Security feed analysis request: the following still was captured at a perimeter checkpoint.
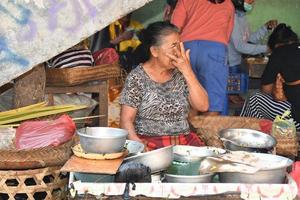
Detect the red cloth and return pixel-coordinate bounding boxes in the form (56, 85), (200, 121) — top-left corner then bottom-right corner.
(93, 48), (119, 65)
(138, 132), (204, 151)
(259, 119), (273, 134)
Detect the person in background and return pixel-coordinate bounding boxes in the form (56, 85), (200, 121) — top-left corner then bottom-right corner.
(240, 24), (300, 130)
(171, 0), (235, 116)
(91, 14), (143, 72)
(120, 21), (209, 151)
(108, 14), (143, 53)
(228, 0), (277, 104)
(163, 0), (178, 21)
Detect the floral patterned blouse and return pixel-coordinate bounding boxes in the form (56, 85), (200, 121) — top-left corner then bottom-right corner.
(120, 65), (190, 136)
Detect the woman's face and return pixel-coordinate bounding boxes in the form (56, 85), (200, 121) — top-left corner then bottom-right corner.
(154, 32), (181, 69)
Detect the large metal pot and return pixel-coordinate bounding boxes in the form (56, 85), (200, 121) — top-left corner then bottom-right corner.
(124, 145), (173, 173)
(219, 153), (293, 183)
(173, 145), (226, 162)
(77, 127), (128, 154)
(164, 173), (215, 183)
(219, 128), (276, 153)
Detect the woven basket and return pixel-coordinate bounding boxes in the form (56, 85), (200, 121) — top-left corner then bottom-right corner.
(274, 136), (298, 157)
(0, 138), (74, 170)
(46, 62), (121, 86)
(190, 116), (262, 148)
(0, 166), (68, 200)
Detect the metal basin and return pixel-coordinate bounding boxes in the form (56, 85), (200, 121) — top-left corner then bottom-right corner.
(219, 128), (276, 153)
(77, 127), (128, 154)
(164, 173), (215, 183)
(219, 153), (293, 183)
(124, 145), (173, 173)
(173, 145), (226, 162)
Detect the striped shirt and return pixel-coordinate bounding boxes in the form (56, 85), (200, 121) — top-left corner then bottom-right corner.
(47, 48), (94, 68)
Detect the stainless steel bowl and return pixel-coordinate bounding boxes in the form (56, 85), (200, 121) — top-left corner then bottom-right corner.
(173, 145), (226, 162)
(219, 153), (293, 183)
(124, 145), (174, 173)
(164, 173), (215, 183)
(77, 127), (128, 154)
(219, 128), (276, 153)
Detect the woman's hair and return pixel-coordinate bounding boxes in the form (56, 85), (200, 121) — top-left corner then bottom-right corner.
(231, 0), (245, 11)
(136, 21), (179, 62)
(268, 23), (299, 51)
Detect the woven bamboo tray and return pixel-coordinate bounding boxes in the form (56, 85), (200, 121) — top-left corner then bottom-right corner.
(0, 166), (68, 200)
(46, 62), (121, 86)
(0, 138), (74, 170)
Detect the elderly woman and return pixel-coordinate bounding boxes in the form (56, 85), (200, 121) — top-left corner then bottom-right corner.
(241, 24), (300, 130)
(120, 21), (209, 151)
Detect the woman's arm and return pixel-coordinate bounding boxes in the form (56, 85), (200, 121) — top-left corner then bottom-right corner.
(166, 42), (209, 112)
(120, 105), (143, 142)
(184, 69), (209, 112)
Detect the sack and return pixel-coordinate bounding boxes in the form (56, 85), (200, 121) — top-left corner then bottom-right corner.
(272, 73), (287, 101)
(15, 115), (76, 150)
(271, 111), (298, 157)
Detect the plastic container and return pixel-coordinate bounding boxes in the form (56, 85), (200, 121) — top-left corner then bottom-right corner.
(227, 73), (249, 94)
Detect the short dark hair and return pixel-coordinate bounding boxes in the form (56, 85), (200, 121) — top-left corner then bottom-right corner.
(268, 23), (299, 51)
(137, 21), (179, 61)
(166, 0), (178, 9)
(231, 0), (245, 11)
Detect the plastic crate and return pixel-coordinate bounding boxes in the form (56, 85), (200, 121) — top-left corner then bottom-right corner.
(227, 72), (248, 94)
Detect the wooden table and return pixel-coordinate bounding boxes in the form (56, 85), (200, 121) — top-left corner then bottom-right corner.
(45, 80), (108, 126)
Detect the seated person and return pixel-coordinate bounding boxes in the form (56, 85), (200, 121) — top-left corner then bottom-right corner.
(108, 14), (143, 71)
(240, 24), (300, 130)
(120, 21), (209, 151)
(228, 0), (277, 104)
(108, 13), (143, 53)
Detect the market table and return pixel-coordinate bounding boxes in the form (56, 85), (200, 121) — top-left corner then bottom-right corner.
(67, 173), (298, 200)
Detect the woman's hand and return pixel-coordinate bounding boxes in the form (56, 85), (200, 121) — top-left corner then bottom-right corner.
(166, 42), (209, 112)
(166, 42), (193, 75)
(265, 20), (278, 30)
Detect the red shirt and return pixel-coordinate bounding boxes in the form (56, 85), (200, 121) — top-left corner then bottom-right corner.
(171, 0), (234, 45)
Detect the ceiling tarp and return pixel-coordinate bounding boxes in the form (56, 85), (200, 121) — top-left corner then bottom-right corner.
(0, 0), (153, 86)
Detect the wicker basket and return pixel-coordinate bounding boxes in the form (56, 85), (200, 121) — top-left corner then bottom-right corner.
(0, 139), (74, 170)
(0, 166), (68, 200)
(190, 116), (262, 148)
(46, 62), (121, 86)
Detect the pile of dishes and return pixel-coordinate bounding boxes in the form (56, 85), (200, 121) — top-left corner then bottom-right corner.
(164, 146), (226, 183)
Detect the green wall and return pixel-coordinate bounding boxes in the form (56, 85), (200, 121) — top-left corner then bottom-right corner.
(247, 0), (300, 36)
(132, 0), (300, 35)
